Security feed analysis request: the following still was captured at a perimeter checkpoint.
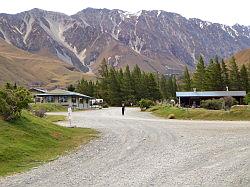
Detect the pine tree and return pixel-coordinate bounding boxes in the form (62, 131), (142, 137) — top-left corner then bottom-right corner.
(240, 64), (249, 91)
(183, 66), (192, 91)
(159, 75), (169, 99)
(205, 57), (223, 91)
(193, 55), (206, 91)
(221, 59), (229, 90)
(131, 65), (143, 101)
(172, 75), (178, 98)
(229, 56), (240, 90)
(108, 67), (122, 106)
(121, 65), (134, 103)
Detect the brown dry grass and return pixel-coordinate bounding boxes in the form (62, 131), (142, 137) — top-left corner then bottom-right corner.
(0, 39), (96, 88)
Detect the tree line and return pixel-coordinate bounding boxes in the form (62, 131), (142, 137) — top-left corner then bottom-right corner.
(181, 56), (250, 92)
(69, 56), (249, 106)
(70, 59), (178, 106)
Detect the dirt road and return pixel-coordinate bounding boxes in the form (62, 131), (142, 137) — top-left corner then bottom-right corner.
(1, 107), (250, 186)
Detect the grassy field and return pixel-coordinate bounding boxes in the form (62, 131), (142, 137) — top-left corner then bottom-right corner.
(0, 111), (98, 176)
(30, 103), (67, 112)
(149, 105), (250, 121)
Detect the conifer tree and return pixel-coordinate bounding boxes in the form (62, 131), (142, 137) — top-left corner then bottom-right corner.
(229, 56), (240, 90)
(240, 64), (249, 91)
(221, 59), (229, 90)
(132, 65), (143, 101)
(193, 55), (206, 91)
(121, 65), (134, 103)
(159, 75), (169, 99)
(108, 67), (122, 105)
(183, 66), (192, 91)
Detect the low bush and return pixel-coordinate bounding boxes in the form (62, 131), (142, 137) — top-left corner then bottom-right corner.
(0, 83), (32, 121)
(201, 99), (223, 110)
(201, 97), (238, 110)
(34, 109), (46, 118)
(139, 99), (155, 110)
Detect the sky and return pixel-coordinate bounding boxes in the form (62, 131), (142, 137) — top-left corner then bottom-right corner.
(1, 0), (249, 26)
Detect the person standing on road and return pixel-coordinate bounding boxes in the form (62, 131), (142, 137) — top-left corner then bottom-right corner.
(68, 105), (72, 127)
(122, 103), (125, 115)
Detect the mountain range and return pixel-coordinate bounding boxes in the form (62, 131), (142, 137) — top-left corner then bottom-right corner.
(0, 8), (250, 75)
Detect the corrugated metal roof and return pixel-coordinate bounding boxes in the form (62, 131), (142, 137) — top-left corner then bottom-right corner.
(176, 91), (246, 97)
(36, 89), (93, 98)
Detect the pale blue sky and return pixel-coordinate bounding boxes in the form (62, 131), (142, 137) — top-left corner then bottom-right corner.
(1, 0), (249, 26)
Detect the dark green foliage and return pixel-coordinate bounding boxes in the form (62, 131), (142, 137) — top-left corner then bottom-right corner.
(223, 96), (238, 110)
(139, 99), (155, 109)
(67, 84), (75, 92)
(0, 83), (32, 121)
(201, 99), (223, 110)
(183, 66), (192, 91)
(76, 79), (95, 97)
(229, 56), (240, 90)
(221, 59), (229, 89)
(193, 56), (206, 91)
(201, 97), (238, 110)
(73, 59), (179, 106)
(239, 64), (249, 92)
(244, 92), (250, 104)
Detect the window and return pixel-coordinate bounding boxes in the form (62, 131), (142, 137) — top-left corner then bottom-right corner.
(59, 96), (68, 103)
(72, 97), (76, 103)
(46, 96), (55, 103)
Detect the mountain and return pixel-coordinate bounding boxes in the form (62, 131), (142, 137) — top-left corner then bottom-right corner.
(0, 39), (93, 87)
(231, 48), (250, 66)
(1, 8), (250, 74)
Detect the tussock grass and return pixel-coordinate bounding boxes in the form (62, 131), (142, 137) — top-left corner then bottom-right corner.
(149, 105), (250, 121)
(0, 111), (98, 176)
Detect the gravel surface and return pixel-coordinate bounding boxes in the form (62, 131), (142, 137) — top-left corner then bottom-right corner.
(1, 107), (250, 186)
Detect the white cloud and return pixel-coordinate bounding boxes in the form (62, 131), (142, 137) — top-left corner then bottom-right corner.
(0, 0), (249, 26)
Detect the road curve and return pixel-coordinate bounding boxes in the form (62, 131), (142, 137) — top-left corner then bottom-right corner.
(1, 107), (250, 186)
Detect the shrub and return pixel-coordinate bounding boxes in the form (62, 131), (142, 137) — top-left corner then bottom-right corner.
(102, 102), (109, 108)
(244, 93), (250, 105)
(139, 99), (155, 110)
(223, 96), (238, 110)
(201, 99), (223, 110)
(200, 97), (238, 110)
(34, 109), (46, 118)
(168, 114), (175, 119)
(0, 84), (32, 121)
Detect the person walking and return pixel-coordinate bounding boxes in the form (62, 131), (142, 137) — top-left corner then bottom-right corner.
(122, 103), (125, 115)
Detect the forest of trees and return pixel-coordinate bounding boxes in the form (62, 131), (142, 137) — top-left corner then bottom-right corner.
(70, 59), (177, 106)
(182, 56), (250, 92)
(69, 56), (249, 106)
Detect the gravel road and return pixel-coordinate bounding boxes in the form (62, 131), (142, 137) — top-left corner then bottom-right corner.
(1, 107), (250, 186)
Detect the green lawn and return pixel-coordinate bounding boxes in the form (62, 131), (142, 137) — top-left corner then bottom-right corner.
(149, 105), (250, 121)
(30, 103), (67, 112)
(0, 111), (98, 176)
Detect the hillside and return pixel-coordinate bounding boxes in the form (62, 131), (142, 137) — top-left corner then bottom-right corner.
(0, 111), (98, 176)
(0, 39), (95, 87)
(1, 8), (250, 74)
(232, 48), (250, 66)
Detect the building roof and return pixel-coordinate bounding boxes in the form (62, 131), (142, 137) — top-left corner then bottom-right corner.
(176, 91), (246, 97)
(29, 88), (47, 93)
(36, 89), (93, 99)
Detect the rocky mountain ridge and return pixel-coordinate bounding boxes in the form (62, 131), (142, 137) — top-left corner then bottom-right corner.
(0, 8), (250, 74)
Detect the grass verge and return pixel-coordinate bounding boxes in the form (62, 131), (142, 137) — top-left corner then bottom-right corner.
(0, 111), (98, 177)
(30, 103), (67, 112)
(149, 105), (250, 121)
